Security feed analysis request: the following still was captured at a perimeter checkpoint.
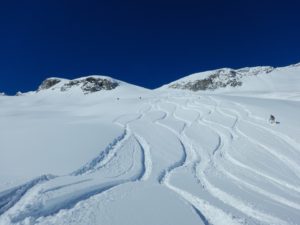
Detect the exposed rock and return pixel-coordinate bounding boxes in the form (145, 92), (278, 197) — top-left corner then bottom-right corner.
(37, 76), (119, 94)
(168, 67), (274, 91)
(60, 80), (81, 92)
(38, 78), (61, 91)
(236, 66), (274, 75)
(61, 77), (119, 94)
(81, 77), (119, 93)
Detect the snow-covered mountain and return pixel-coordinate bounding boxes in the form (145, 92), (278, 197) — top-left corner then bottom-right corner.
(37, 75), (149, 94)
(37, 76), (124, 93)
(161, 63), (300, 94)
(1, 63), (300, 225)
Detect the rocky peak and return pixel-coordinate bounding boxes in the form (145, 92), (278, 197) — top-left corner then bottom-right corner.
(168, 66), (274, 91)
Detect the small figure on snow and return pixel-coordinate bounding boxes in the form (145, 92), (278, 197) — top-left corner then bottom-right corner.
(269, 114), (275, 124)
(269, 114), (280, 124)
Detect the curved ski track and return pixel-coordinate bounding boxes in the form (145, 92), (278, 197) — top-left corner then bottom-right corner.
(1, 96), (300, 225)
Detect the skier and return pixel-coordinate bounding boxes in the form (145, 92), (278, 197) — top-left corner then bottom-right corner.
(269, 114), (275, 124)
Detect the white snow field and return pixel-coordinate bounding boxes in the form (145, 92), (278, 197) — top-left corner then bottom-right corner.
(0, 64), (300, 225)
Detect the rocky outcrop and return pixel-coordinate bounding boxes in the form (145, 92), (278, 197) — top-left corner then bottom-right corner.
(37, 76), (119, 94)
(38, 78), (61, 91)
(60, 77), (119, 94)
(168, 67), (274, 91)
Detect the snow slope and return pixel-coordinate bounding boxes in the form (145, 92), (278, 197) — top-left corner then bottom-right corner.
(1, 66), (300, 225)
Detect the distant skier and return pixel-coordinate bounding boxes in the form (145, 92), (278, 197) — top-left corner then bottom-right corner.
(269, 114), (280, 124)
(269, 115), (275, 124)
(269, 114), (275, 124)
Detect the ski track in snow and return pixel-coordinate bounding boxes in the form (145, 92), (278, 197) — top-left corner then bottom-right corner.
(1, 95), (300, 225)
(202, 101), (300, 211)
(0, 175), (55, 216)
(153, 100), (245, 225)
(160, 97), (298, 225)
(211, 98), (300, 193)
(195, 96), (299, 224)
(134, 134), (152, 181)
(0, 104), (154, 224)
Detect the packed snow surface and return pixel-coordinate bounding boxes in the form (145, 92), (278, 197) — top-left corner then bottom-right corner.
(1, 66), (300, 225)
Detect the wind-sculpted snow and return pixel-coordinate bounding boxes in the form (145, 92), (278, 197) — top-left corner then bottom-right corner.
(1, 86), (300, 225)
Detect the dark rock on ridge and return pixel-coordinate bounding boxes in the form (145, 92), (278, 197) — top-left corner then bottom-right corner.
(38, 78), (61, 91)
(37, 77), (119, 94)
(169, 67), (274, 91)
(60, 77), (119, 93)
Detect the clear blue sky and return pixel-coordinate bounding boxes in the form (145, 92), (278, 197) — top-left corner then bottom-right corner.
(1, 0), (300, 94)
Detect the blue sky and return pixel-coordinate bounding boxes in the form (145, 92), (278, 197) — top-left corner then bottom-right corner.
(0, 0), (300, 94)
